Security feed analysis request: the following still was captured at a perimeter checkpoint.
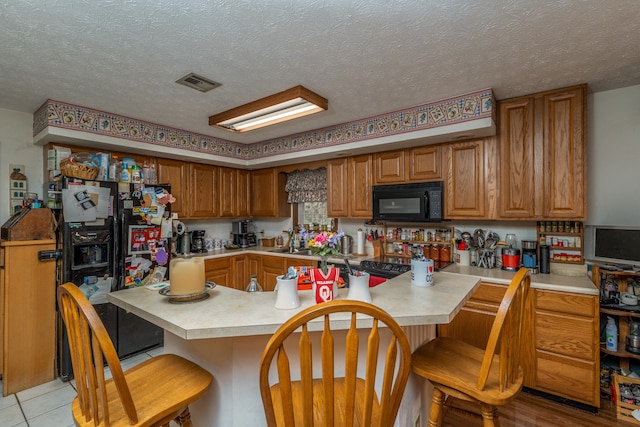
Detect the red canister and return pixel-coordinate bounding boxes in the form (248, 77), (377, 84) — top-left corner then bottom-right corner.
(501, 248), (521, 271)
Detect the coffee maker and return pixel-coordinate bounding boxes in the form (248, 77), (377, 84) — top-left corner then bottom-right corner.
(190, 230), (206, 253)
(232, 220), (257, 248)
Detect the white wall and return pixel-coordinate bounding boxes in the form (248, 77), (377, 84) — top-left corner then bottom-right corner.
(0, 108), (44, 225)
(587, 84), (640, 226)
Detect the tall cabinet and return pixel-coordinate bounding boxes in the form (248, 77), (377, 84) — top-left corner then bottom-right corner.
(498, 85), (586, 219)
(0, 239), (57, 396)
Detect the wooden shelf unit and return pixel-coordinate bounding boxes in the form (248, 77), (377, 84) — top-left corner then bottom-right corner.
(595, 266), (640, 371)
(536, 220), (584, 264)
(381, 223), (454, 267)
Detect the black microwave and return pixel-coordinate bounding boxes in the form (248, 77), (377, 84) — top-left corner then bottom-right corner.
(372, 181), (444, 222)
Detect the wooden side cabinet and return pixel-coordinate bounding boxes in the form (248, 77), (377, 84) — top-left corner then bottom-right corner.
(1, 239), (57, 396)
(348, 154), (373, 218)
(327, 158), (349, 217)
(438, 279), (599, 408)
(188, 163), (219, 218)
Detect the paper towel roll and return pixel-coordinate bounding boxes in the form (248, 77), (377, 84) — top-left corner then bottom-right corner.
(356, 228), (365, 254)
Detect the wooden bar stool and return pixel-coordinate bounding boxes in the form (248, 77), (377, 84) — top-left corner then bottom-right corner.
(259, 300), (412, 427)
(57, 283), (213, 427)
(411, 268), (531, 427)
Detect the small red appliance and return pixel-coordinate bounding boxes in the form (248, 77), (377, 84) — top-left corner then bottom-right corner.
(501, 248), (521, 271)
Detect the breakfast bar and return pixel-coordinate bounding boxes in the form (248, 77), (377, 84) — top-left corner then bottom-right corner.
(108, 271), (481, 426)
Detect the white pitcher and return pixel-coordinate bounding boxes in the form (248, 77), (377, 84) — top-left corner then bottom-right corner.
(274, 275), (300, 309)
(347, 272), (372, 303)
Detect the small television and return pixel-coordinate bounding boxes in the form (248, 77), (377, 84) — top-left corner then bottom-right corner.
(584, 225), (640, 267)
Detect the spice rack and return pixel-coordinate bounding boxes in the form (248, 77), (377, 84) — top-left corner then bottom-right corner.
(536, 220), (584, 264)
(382, 224), (454, 268)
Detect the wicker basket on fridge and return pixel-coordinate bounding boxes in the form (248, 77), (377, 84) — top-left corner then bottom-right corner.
(60, 158), (99, 180)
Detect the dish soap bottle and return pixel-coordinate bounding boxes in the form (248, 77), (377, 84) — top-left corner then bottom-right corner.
(606, 316), (618, 352)
(245, 275), (263, 293)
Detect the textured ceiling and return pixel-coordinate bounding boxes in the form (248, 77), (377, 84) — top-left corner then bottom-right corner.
(1, 0), (639, 145)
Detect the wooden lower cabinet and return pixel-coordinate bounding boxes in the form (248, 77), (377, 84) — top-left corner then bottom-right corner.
(1, 240), (57, 396)
(204, 257), (232, 288)
(205, 254), (316, 292)
(438, 282), (599, 407)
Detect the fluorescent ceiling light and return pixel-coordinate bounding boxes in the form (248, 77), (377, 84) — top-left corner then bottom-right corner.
(209, 85), (328, 132)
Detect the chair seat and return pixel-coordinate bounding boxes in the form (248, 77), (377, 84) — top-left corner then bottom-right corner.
(72, 354), (212, 427)
(270, 377), (381, 427)
(412, 337), (523, 407)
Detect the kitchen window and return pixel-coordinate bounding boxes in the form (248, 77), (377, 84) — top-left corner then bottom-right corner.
(286, 168), (336, 230)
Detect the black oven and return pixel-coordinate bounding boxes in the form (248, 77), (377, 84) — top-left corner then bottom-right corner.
(372, 181), (443, 222)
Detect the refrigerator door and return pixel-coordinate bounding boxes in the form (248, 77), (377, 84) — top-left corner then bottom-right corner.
(58, 178), (119, 381)
(117, 184), (172, 357)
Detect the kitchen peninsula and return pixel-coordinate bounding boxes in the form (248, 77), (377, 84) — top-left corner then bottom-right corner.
(108, 270), (481, 426)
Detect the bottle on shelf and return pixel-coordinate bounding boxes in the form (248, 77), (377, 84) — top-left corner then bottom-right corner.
(606, 316), (618, 352)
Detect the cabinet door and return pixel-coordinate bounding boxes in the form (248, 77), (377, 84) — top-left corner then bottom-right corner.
(205, 257), (231, 287)
(374, 150), (404, 184)
(498, 97), (538, 218)
(543, 87), (586, 219)
(189, 163), (219, 218)
(235, 169), (251, 217)
(218, 167), (235, 218)
(444, 140), (487, 218)
(261, 255), (284, 291)
(251, 168), (288, 217)
(231, 255), (247, 291)
(156, 158), (187, 218)
(348, 154), (373, 217)
(327, 158), (349, 217)
(247, 254), (261, 284)
(406, 145), (441, 181)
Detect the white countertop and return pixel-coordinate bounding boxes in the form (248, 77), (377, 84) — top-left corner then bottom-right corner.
(181, 247), (599, 296)
(107, 271), (480, 340)
(442, 264), (598, 295)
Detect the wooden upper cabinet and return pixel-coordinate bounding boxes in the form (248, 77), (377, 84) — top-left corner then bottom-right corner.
(497, 85), (586, 220)
(498, 96), (537, 218)
(218, 167), (235, 218)
(406, 145), (441, 181)
(543, 86), (586, 219)
(188, 163), (218, 218)
(251, 168), (289, 217)
(374, 150), (404, 184)
(374, 146), (442, 185)
(327, 158), (349, 217)
(235, 169), (251, 217)
(156, 158), (187, 218)
(348, 154), (373, 218)
(444, 138), (498, 219)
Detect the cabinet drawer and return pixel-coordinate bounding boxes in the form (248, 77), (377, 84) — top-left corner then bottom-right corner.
(535, 312), (595, 360)
(535, 350), (597, 405)
(205, 257), (231, 272)
(470, 282), (507, 304)
(535, 289), (596, 317)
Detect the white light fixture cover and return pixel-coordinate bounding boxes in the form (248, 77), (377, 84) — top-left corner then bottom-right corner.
(209, 86), (328, 133)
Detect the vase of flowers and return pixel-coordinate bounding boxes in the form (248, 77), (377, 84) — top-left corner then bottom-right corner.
(307, 229), (344, 274)
(303, 228), (344, 303)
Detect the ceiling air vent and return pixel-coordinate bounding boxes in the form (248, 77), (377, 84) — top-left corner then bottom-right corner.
(175, 73), (221, 93)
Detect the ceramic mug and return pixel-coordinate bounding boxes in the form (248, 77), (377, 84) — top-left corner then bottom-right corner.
(411, 258), (434, 287)
(204, 238), (214, 251)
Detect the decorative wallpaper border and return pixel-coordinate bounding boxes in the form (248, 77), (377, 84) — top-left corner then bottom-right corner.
(33, 89), (494, 160)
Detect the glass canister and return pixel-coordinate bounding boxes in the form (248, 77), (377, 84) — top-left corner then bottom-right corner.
(430, 244), (441, 261)
(245, 275), (263, 292)
(440, 245), (451, 263)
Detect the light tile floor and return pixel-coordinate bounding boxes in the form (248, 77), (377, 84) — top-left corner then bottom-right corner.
(0, 347), (164, 427)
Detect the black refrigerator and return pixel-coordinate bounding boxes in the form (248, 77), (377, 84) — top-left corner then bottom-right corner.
(115, 183), (172, 357)
(57, 178), (170, 381)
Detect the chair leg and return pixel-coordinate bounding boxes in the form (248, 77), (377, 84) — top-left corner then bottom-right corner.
(175, 407), (193, 427)
(480, 403), (498, 427)
(427, 387), (445, 427)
